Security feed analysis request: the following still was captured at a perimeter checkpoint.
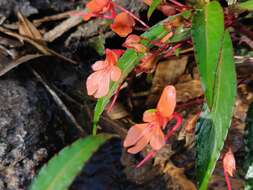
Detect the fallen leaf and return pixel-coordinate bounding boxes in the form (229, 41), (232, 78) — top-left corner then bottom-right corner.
(17, 11), (43, 41)
(163, 162), (197, 190)
(0, 54), (44, 77)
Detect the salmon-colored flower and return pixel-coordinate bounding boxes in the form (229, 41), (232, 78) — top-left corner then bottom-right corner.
(111, 12), (135, 37)
(122, 34), (147, 53)
(223, 148), (236, 177)
(124, 86), (176, 154)
(86, 49), (123, 98)
(80, 0), (114, 21)
(87, 0), (111, 13)
(223, 148), (236, 190)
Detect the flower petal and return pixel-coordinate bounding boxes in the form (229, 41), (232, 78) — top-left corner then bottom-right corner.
(157, 85), (176, 118)
(150, 126), (165, 150)
(105, 49), (118, 65)
(123, 123), (150, 148)
(93, 70), (111, 98)
(223, 148), (236, 177)
(143, 109), (157, 123)
(92, 60), (108, 71)
(110, 12), (135, 37)
(127, 135), (150, 154)
(86, 72), (99, 96)
(110, 66), (121, 81)
(111, 49), (124, 58)
(86, 0), (110, 13)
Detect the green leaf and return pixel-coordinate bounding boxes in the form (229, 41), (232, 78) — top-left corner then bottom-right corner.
(244, 103), (253, 172)
(245, 164), (253, 190)
(193, 6), (237, 188)
(29, 134), (112, 190)
(196, 30), (237, 190)
(192, 1), (224, 108)
(92, 11), (192, 135)
(147, 0), (162, 19)
(237, 0), (253, 11)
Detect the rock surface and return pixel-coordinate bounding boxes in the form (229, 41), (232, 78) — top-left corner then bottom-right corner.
(0, 0), (81, 17)
(0, 78), (56, 190)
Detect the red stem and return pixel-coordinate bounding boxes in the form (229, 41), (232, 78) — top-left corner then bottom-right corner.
(168, 0), (185, 8)
(163, 43), (182, 58)
(107, 83), (123, 113)
(165, 112), (183, 141)
(114, 4), (150, 29)
(136, 150), (156, 168)
(224, 170), (232, 190)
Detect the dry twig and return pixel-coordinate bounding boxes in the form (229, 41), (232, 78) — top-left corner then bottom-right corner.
(30, 67), (86, 136)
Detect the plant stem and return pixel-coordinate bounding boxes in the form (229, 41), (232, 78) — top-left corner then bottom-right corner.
(165, 112), (182, 141)
(168, 0), (185, 7)
(224, 171), (232, 190)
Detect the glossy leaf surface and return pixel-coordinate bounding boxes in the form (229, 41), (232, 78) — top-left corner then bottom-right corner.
(192, 1), (224, 108)
(193, 2), (237, 188)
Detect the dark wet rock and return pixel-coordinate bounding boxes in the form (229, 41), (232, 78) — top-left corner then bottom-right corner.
(0, 0), (82, 18)
(0, 78), (63, 190)
(30, 0), (83, 13)
(0, 0), (38, 18)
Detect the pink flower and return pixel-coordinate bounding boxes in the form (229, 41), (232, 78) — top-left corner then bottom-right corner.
(124, 86), (176, 154)
(86, 49), (123, 98)
(223, 148), (236, 190)
(223, 148), (236, 177)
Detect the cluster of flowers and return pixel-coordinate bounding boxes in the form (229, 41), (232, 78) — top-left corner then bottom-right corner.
(82, 0), (183, 166)
(80, 0), (141, 37)
(82, 1), (237, 185)
(83, 0), (183, 99)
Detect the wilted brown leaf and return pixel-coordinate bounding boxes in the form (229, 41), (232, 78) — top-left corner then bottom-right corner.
(17, 11), (43, 41)
(0, 26), (77, 64)
(0, 54), (43, 77)
(162, 162), (197, 190)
